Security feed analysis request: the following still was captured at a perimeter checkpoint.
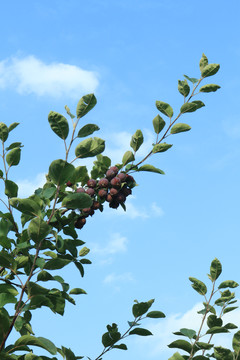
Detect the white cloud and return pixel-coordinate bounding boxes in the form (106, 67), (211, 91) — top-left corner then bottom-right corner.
(0, 56), (99, 98)
(135, 302), (240, 358)
(91, 232), (128, 255)
(104, 196), (164, 220)
(17, 172), (46, 198)
(103, 272), (134, 284)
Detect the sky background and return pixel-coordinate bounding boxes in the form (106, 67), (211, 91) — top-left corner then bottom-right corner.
(0, 0), (240, 359)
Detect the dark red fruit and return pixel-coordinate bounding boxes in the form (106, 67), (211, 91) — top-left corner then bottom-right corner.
(86, 188), (95, 197)
(121, 186), (132, 196)
(82, 207), (92, 215)
(106, 169), (115, 179)
(66, 181), (73, 187)
(98, 189), (107, 198)
(106, 194), (113, 202)
(117, 172), (127, 182)
(75, 217), (86, 229)
(98, 178), (109, 188)
(116, 193), (126, 203)
(109, 187), (118, 196)
(89, 208), (95, 216)
(110, 177), (121, 188)
(109, 166), (119, 174)
(125, 175), (135, 183)
(92, 201), (100, 210)
(87, 179), (97, 188)
(76, 187), (85, 193)
(109, 200), (119, 209)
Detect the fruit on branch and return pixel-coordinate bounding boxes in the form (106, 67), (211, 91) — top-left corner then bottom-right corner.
(116, 172), (127, 182)
(66, 181), (73, 187)
(110, 177), (121, 188)
(86, 188), (95, 196)
(76, 187), (85, 193)
(75, 217), (86, 229)
(98, 189), (107, 198)
(98, 178), (109, 188)
(87, 179), (97, 188)
(109, 188), (118, 196)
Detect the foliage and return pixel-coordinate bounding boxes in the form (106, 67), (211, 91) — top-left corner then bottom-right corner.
(0, 54), (237, 360)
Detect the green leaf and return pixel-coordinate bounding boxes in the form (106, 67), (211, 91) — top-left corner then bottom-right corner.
(233, 330), (240, 353)
(77, 124), (100, 138)
(37, 270), (54, 282)
(180, 102), (198, 113)
(65, 105), (75, 119)
(224, 323), (238, 329)
(69, 288), (87, 295)
(48, 159), (75, 186)
(5, 180), (18, 198)
(75, 137), (105, 158)
(138, 164), (165, 175)
(14, 335), (57, 355)
(207, 315), (223, 328)
(6, 142), (23, 151)
(192, 100), (205, 109)
(0, 123), (9, 142)
(130, 130), (144, 152)
(218, 280), (239, 289)
(210, 258), (222, 281)
(8, 122), (20, 132)
(199, 53), (208, 72)
(132, 302), (151, 317)
(168, 353), (186, 360)
(206, 326), (229, 334)
(113, 344), (127, 350)
(195, 342), (214, 350)
(62, 193), (92, 210)
(0, 284), (18, 296)
(152, 115), (165, 134)
(189, 277), (207, 295)
(179, 328), (196, 339)
(122, 151), (135, 166)
(171, 123), (191, 134)
(9, 198), (41, 217)
(200, 84), (221, 93)
(28, 218), (51, 243)
(168, 339), (193, 354)
(76, 93), (97, 119)
(214, 346), (233, 360)
(152, 143), (172, 153)
(223, 306), (238, 314)
(129, 328), (152, 336)
(0, 293), (17, 307)
(178, 80), (190, 97)
(44, 258), (71, 270)
(146, 310), (165, 318)
(48, 111), (69, 140)
(201, 63), (220, 78)
(184, 75), (199, 84)
(156, 101), (174, 118)
(6, 148), (21, 166)
(79, 247), (90, 257)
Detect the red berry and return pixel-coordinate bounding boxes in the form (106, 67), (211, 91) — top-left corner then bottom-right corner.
(87, 179), (97, 188)
(110, 177), (121, 188)
(109, 187), (118, 196)
(92, 201), (100, 210)
(106, 169), (115, 180)
(76, 187), (85, 193)
(98, 189), (107, 198)
(66, 181), (73, 187)
(109, 200), (119, 209)
(109, 166), (119, 175)
(117, 172), (127, 182)
(75, 217), (86, 229)
(98, 178), (109, 188)
(116, 193), (126, 203)
(106, 194), (113, 202)
(86, 188), (95, 197)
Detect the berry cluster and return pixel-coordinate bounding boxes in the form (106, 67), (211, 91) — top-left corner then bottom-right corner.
(73, 166), (135, 229)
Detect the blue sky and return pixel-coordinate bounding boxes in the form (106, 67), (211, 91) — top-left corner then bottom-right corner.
(0, 0), (240, 359)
